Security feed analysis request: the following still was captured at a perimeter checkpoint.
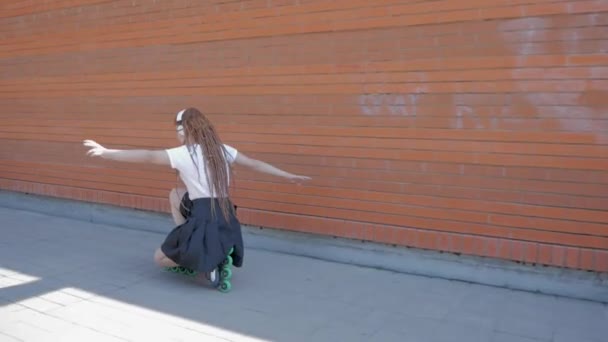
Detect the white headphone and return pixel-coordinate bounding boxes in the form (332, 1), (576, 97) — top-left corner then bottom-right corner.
(176, 109), (185, 137)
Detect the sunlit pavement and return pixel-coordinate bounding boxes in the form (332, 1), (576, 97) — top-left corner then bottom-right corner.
(1, 207), (606, 342)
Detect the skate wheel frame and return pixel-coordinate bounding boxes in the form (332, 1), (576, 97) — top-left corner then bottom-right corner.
(165, 266), (197, 277)
(165, 246), (235, 293)
(216, 247), (235, 293)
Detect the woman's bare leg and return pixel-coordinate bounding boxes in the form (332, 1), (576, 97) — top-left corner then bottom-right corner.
(169, 187), (187, 225)
(156, 188), (187, 269)
(154, 248), (178, 268)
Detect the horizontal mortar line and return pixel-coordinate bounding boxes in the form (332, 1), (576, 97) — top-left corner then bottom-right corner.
(233, 176), (608, 201)
(5, 172), (606, 228)
(5, 130), (608, 140)
(0, 136), (608, 152)
(0, 0), (517, 21)
(5, 135), (608, 154)
(2, 17), (602, 37)
(0, 16), (606, 39)
(3, 59), (607, 73)
(0, 21), (608, 43)
(236, 196), (608, 239)
(4, 129), (607, 148)
(3, 154), (606, 188)
(0, 0), (117, 20)
(5, 167), (606, 217)
(236, 159), (608, 184)
(4, 4), (586, 45)
(3, 137), (608, 162)
(9, 164), (606, 204)
(4, 72), (606, 80)
(1, 112), (602, 116)
(234, 188), (608, 221)
(2, 77), (606, 87)
(0, 90), (604, 97)
(0, 177), (172, 201)
(0, 0), (579, 28)
(5, 162), (607, 197)
(0, 160), (175, 178)
(0, 48), (605, 66)
(3, 33), (605, 57)
(38, 131), (608, 147)
(0, 78), (608, 88)
(231, 179), (606, 210)
(2, 117), (606, 123)
(4, 63), (606, 78)
(245, 206), (608, 251)
(3, 31), (607, 56)
(0, 174), (173, 195)
(2, 78), (606, 89)
(1, 182), (607, 245)
(0, 167), (177, 187)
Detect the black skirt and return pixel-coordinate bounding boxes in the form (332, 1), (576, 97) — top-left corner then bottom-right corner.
(161, 193), (244, 273)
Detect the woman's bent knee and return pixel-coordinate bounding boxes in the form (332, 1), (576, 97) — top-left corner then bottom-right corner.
(154, 248), (178, 267)
(154, 248), (166, 265)
(169, 188), (178, 203)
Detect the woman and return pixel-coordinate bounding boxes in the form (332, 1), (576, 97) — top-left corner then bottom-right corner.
(83, 107), (310, 291)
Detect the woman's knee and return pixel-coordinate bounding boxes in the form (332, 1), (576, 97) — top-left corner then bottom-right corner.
(154, 248), (166, 265)
(154, 248), (178, 267)
(170, 188), (186, 207)
(169, 188), (179, 204)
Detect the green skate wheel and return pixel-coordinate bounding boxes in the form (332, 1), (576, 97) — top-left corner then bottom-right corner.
(220, 267), (232, 280)
(222, 255), (233, 267)
(218, 280), (231, 293)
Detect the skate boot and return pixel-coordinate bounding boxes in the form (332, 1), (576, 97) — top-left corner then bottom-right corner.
(217, 247), (234, 292)
(201, 247), (234, 293)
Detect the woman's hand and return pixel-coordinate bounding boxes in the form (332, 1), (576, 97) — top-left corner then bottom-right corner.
(287, 174), (312, 185)
(83, 140), (108, 157)
(82, 140), (170, 165)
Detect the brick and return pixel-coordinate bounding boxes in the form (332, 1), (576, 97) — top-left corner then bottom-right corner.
(481, 6), (524, 20)
(498, 240), (511, 260)
(593, 250), (608, 272)
(524, 2), (569, 16)
(444, 234), (460, 253)
(375, 226), (393, 244)
(485, 238), (499, 258)
(569, 0), (608, 14)
(510, 241), (524, 262)
(552, 246), (566, 267)
(461, 236), (475, 254)
(579, 249), (594, 270)
(437, 233), (451, 252)
(471, 236), (485, 256)
(523, 242), (538, 264)
(538, 245), (552, 265)
(565, 247), (580, 269)
(417, 231), (437, 250)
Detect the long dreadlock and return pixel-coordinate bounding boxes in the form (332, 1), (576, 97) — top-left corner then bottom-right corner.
(178, 107), (234, 221)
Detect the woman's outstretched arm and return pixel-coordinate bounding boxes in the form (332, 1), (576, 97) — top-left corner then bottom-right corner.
(83, 140), (170, 166)
(234, 151), (311, 184)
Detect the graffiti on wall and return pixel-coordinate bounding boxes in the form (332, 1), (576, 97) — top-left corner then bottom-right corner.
(358, 15), (607, 143)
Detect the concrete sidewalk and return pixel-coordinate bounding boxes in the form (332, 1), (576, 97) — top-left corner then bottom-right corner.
(0, 207), (606, 342)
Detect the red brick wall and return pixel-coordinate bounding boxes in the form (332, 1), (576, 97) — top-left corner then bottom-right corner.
(1, 1), (607, 272)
